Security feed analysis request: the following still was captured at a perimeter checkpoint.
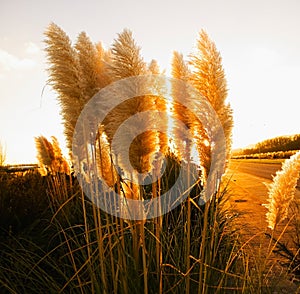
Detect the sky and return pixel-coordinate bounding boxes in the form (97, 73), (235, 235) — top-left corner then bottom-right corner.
(0, 0), (300, 164)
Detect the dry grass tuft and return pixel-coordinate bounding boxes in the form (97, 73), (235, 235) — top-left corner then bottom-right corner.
(189, 30), (233, 167)
(0, 141), (6, 166)
(104, 29), (159, 176)
(44, 23), (112, 156)
(266, 150), (300, 229)
(35, 136), (70, 175)
(44, 23), (83, 152)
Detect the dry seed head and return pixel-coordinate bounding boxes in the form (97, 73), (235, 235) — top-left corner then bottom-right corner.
(75, 32), (112, 98)
(189, 30), (233, 165)
(35, 136), (70, 175)
(171, 51), (194, 156)
(109, 29), (147, 80)
(95, 130), (117, 187)
(171, 51), (209, 171)
(51, 136), (70, 174)
(35, 136), (55, 167)
(147, 61), (169, 156)
(266, 150), (300, 229)
(44, 23), (83, 151)
(103, 30), (158, 176)
(148, 59), (160, 75)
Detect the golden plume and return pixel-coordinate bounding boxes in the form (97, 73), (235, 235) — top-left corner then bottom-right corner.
(35, 136), (70, 175)
(104, 29), (158, 180)
(45, 23), (117, 187)
(266, 151), (300, 229)
(75, 32), (112, 98)
(171, 51), (193, 159)
(189, 30), (233, 169)
(44, 23), (83, 152)
(147, 60), (169, 156)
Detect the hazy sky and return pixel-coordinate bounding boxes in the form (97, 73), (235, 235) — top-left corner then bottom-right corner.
(1, 0), (300, 163)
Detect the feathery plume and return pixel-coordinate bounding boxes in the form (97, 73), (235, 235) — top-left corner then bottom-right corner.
(109, 29), (146, 80)
(148, 59), (160, 75)
(171, 51), (194, 159)
(75, 32), (112, 98)
(45, 23), (115, 185)
(147, 60), (169, 156)
(35, 136), (70, 175)
(189, 30), (233, 166)
(104, 29), (158, 181)
(171, 52), (208, 174)
(51, 136), (71, 174)
(74, 32), (115, 177)
(266, 151), (300, 229)
(35, 136), (55, 167)
(44, 23), (83, 152)
(95, 130), (117, 188)
(95, 42), (113, 88)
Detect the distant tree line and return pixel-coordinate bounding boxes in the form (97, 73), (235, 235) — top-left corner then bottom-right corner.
(235, 134), (300, 156)
(232, 150), (298, 160)
(232, 134), (300, 159)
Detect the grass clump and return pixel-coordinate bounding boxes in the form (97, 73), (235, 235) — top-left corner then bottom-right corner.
(0, 163), (252, 293)
(0, 23), (277, 293)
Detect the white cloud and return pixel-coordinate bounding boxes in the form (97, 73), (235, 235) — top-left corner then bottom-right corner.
(0, 49), (36, 71)
(25, 42), (40, 55)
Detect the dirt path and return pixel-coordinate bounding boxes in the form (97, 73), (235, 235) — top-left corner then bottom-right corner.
(224, 160), (300, 292)
(226, 160), (299, 240)
(226, 160), (275, 235)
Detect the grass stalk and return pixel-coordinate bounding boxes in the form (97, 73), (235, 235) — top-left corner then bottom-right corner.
(185, 164), (191, 294)
(198, 198), (209, 293)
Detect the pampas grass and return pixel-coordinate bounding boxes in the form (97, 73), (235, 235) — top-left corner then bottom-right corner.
(109, 29), (146, 80)
(171, 51), (193, 159)
(266, 150), (300, 229)
(189, 30), (233, 165)
(44, 23), (83, 152)
(75, 32), (111, 99)
(39, 24), (244, 293)
(2, 23), (297, 293)
(105, 29), (158, 177)
(95, 129), (117, 188)
(44, 24), (232, 197)
(45, 24), (112, 162)
(148, 60), (169, 156)
(35, 136), (70, 175)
